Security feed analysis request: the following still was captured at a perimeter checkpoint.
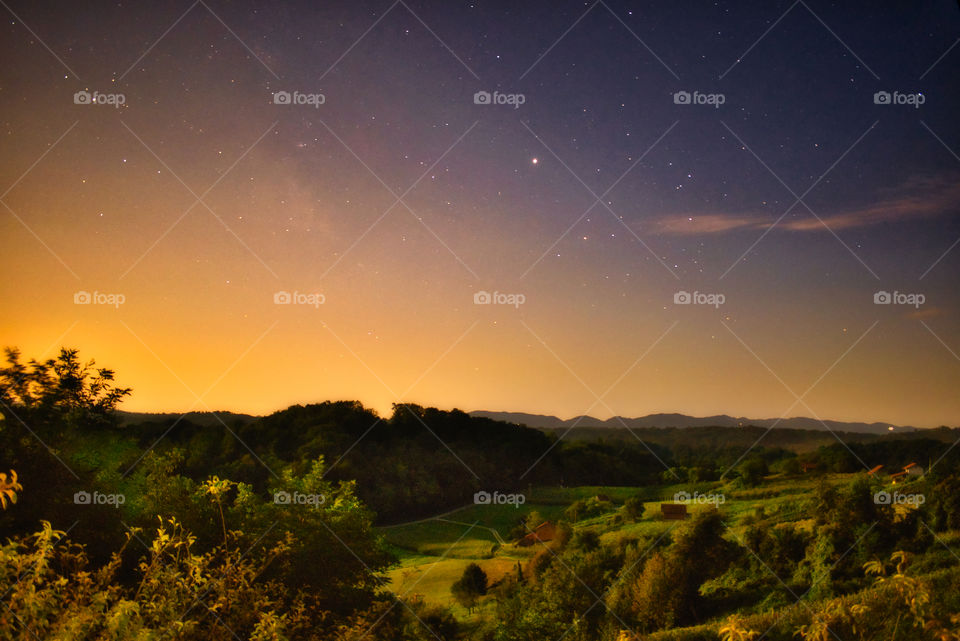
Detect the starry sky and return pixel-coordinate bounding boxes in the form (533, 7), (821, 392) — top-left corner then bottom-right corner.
(1, 1), (959, 427)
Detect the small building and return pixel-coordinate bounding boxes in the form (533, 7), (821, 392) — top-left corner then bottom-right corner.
(800, 462), (818, 473)
(890, 463), (924, 483)
(518, 521), (556, 546)
(890, 470), (908, 484)
(867, 465), (884, 476)
(661, 503), (688, 520)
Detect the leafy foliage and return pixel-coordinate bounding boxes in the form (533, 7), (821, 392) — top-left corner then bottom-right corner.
(0, 347), (131, 434)
(451, 563), (487, 611)
(0, 469), (21, 509)
(0, 519), (319, 639)
(2, 346), (958, 641)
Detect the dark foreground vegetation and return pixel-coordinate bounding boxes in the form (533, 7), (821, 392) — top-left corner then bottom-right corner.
(1, 347), (959, 640)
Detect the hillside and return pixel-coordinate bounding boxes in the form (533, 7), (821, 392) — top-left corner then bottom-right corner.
(470, 410), (926, 434)
(117, 410), (260, 426)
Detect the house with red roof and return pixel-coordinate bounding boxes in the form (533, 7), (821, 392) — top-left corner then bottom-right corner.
(518, 521), (556, 547)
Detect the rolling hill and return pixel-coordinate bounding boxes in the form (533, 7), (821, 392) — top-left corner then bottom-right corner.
(469, 410), (921, 434)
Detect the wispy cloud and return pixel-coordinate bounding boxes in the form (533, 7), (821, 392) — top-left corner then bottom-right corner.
(651, 175), (960, 236)
(906, 306), (945, 321)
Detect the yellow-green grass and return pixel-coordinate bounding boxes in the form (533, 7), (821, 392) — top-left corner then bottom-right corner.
(380, 501), (569, 551)
(381, 519), (500, 558)
(439, 501), (568, 537)
(560, 478), (842, 545)
(529, 482), (729, 505)
(382, 479), (824, 559)
(378, 475), (871, 611)
(529, 485), (646, 504)
(384, 553), (520, 610)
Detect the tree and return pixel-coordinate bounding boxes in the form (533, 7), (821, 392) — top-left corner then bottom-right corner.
(738, 458), (768, 487)
(929, 474), (960, 531)
(451, 563), (487, 612)
(622, 497), (644, 522)
(0, 348), (131, 558)
(628, 552), (679, 631)
(227, 459), (393, 616)
(571, 529), (601, 552)
(120, 455), (394, 618)
(793, 475), (909, 602)
(509, 510), (543, 540)
(0, 347), (131, 435)
(623, 511), (739, 631)
(776, 457), (802, 475)
(404, 602), (459, 640)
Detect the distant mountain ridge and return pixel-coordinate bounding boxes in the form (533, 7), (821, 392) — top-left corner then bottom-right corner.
(469, 411), (920, 435)
(118, 410), (260, 426)
(117, 409), (923, 435)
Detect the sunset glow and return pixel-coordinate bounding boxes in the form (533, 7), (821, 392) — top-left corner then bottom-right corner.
(1, 1), (958, 427)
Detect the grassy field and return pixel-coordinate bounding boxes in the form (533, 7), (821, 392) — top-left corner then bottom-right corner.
(377, 473), (862, 610)
(431, 501), (569, 538)
(384, 550), (522, 611)
(380, 519), (502, 558)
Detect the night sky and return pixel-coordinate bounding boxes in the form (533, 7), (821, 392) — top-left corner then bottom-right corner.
(2, 1), (959, 427)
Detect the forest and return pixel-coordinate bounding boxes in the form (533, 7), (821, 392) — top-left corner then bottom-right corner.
(1, 347), (959, 640)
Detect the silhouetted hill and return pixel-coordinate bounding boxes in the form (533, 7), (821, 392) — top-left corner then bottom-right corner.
(118, 410), (259, 427)
(108, 402), (959, 525)
(470, 410), (921, 434)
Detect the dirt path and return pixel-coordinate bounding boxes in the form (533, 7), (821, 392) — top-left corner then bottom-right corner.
(435, 517), (507, 545)
(377, 504), (475, 529)
(377, 505), (510, 546)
